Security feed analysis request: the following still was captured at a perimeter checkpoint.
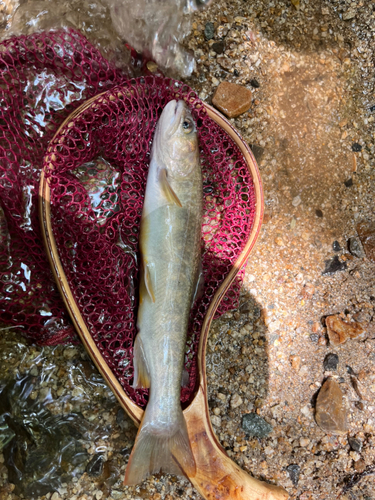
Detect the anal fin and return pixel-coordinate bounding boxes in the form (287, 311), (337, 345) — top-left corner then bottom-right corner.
(132, 335), (150, 389)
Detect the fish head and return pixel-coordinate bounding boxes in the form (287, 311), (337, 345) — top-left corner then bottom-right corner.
(154, 100), (199, 179)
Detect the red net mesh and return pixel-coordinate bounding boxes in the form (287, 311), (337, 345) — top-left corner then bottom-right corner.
(0, 29), (256, 407)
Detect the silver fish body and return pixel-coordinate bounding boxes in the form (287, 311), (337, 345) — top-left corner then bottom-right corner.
(124, 99), (202, 485)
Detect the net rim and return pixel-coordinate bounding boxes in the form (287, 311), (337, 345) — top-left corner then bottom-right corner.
(39, 87), (263, 425)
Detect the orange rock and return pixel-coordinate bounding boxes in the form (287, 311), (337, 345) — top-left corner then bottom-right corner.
(315, 378), (348, 435)
(212, 82), (252, 118)
(289, 354), (301, 371)
(357, 221), (375, 263)
(326, 314), (365, 345)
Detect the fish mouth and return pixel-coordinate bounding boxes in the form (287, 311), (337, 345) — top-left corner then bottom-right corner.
(166, 100), (186, 137)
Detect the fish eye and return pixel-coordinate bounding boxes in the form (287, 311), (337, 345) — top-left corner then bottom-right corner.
(182, 118), (194, 133)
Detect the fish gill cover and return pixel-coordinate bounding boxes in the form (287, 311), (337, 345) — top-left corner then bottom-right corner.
(0, 29), (256, 408)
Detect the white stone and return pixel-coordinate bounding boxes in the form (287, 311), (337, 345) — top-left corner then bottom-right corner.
(292, 195), (302, 207)
(211, 415), (222, 427)
(231, 394), (243, 409)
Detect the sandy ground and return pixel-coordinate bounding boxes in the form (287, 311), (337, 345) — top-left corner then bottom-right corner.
(0, 0), (375, 499)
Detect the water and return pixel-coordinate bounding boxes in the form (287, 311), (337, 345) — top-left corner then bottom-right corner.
(0, 330), (130, 498)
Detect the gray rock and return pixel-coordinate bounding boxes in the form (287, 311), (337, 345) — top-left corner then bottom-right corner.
(286, 464), (300, 486)
(348, 437), (362, 452)
(348, 237), (364, 258)
(204, 22), (215, 40)
(241, 413), (273, 438)
(323, 353), (339, 371)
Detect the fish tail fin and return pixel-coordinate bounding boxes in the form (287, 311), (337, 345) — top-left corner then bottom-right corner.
(124, 406), (196, 485)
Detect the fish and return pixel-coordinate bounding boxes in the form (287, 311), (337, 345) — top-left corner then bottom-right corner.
(124, 99), (202, 485)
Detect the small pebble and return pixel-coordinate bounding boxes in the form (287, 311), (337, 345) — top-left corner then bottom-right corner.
(323, 353), (339, 371)
(299, 437), (310, 447)
(212, 82), (252, 118)
(357, 221), (375, 263)
(250, 78), (260, 88)
(230, 393), (243, 408)
(292, 195), (301, 207)
(85, 454), (104, 477)
(249, 144), (264, 162)
(51, 494), (61, 500)
(315, 377), (348, 435)
(351, 142), (362, 152)
(212, 41), (225, 54)
(204, 22), (215, 40)
(344, 178), (353, 187)
(315, 209), (323, 218)
(211, 415), (222, 427)
(286, 464), (300, 486)
(332, 240), (341, 252)
(290, 355), (301, 371)
(326, 314), (365, 345)
(348, 437), (362, 452)
(348, 237), (364, 258)
(322, 255), (347, 275)
(241, 413), (273, 437)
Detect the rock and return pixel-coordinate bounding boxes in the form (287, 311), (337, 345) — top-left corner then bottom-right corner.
(355, 401), (364, 411)
(351, 143), (362, 152)
(290, 0), (300, 9)
(343, 10), (356, 20)
(286, 464), (300, 486)
(300, 437), (310, 447)
(348, 437), (362, 452)
(315, 378), (348, 435)
(323, 353), (339, 371)
(51, 493), (61, 500)
(212, 41), (225, 54)
(322, 255), (347, 275)
(212, 82), (252, 118)
(249, 144), (264, 162)
(292, 195), (301, 207)
(290, 355), (301, 371)
(211, 415), (221, 427)
(348, 237), (364, 258)
(230, 393), (243, 408)
(354, 459), (366, 472)
(344, 178), (353, 187)
(241, 413), (273, 438)
(326, 314), (365, 345)
(332, 241), (341, 252)
(357, 221), (375, 263)
(315, 209), (323, 218)
(204, 22), (215, 40)
(250, 79), (260, 88)
(85, 453), (104, 477)
(310, 333), (319, 344)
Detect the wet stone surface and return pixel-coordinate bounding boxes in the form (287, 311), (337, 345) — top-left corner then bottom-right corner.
(323, 353), (339, 371)
(241, 413), (273, 438)
(315, 378), (348, 435)
(211, 81), (252, 118)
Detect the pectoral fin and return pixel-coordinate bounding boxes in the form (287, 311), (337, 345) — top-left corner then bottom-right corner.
(159, 168), (182, 207)
(144, 263), (155, 303)
(132, 335), (151, 389)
